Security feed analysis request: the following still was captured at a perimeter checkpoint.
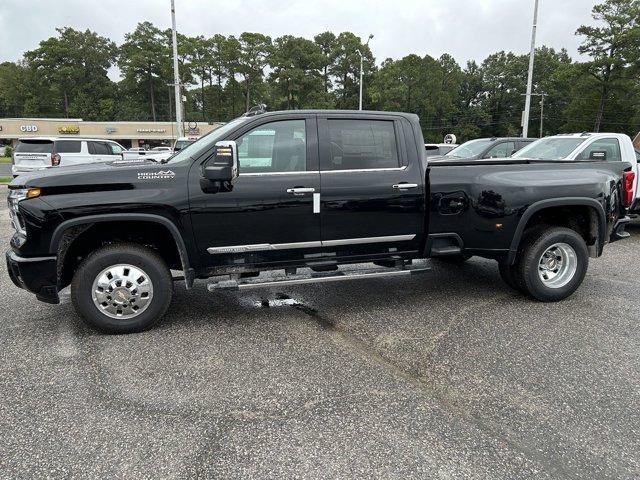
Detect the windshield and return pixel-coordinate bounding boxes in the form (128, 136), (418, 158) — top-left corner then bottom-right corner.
(445, 139), (493, 158)
(164, 117), (247, 164)
(513, 138), (587, 160)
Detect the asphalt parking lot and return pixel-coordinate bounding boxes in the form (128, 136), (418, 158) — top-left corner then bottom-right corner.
(1, 189), (639, 479)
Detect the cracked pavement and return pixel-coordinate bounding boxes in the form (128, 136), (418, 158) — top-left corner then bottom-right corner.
(1, 190), (639, 479)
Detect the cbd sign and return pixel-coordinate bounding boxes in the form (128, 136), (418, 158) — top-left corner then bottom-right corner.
(20, 125), (38, 133)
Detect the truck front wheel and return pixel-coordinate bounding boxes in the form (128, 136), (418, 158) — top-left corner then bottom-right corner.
(71, 243), (173, 333)
(517, 227), (589, 302)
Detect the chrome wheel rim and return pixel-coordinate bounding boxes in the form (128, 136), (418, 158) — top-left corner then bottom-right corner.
(91, 264), (153, 319)
(537, 243), (577, 289)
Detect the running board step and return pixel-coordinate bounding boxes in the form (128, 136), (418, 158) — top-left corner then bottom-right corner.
(208, 264), (430, 291)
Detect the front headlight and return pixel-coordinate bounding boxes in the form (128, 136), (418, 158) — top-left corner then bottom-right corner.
(8, 188), (40, 236)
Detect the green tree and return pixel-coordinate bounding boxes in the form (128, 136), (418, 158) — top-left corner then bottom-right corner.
(576, 0), (640, 131)
(330, 32), (375, 109)
(119, 22), (170, 121)
(237, 32), (272, 111)
(0, 61), (32, 117)
(24, 27), (116, 119)
(314, 31), (337, 94)
(269, 35), (326, 109)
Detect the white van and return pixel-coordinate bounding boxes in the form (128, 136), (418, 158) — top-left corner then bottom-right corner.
(12, 137), (126, 176)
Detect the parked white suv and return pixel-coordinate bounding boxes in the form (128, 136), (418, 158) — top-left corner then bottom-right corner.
(12, 137), (126, 176)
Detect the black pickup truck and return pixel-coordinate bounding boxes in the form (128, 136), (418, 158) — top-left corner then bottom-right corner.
(6, 110), (635, 333)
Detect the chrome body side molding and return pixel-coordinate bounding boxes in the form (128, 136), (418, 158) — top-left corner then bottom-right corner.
(207, 234), (416, 254)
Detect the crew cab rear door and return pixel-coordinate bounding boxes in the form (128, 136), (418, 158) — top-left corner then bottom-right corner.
(317, 114), (424, 255)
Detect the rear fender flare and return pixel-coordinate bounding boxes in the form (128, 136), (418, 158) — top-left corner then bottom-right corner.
(507, 198), (606, 265)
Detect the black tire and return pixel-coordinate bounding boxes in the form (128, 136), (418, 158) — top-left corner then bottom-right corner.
(432, 254), (472, 264)
(516, 226), (589, 302)
(71, 243), (173, 334)
(500, 224), (550, 293)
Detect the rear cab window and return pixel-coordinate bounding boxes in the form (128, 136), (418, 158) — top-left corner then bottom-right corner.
(576, 138), (622, 161)
(324, 119), (400, 170)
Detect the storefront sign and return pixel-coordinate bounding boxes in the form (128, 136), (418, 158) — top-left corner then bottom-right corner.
(58, 125), (80, 134)
(20, 125), (38, 132)
(105, 127), (117, 134)
(187, 122), (199, 135)
(136, 128), (166, 133)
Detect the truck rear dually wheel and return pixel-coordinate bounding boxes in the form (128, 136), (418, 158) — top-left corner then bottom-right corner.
(71, 243), (173, 333)
(517, 227), (588, 302)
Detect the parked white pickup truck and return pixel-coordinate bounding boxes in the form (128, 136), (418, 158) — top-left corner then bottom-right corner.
(513, 133), (639, 212)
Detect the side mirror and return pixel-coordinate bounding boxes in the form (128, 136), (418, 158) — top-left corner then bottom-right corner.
(589, 150), (607, 160)
(203, 140), (239, 182)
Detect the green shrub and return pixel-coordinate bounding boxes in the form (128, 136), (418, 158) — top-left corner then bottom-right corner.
(4, 145), (13, 158)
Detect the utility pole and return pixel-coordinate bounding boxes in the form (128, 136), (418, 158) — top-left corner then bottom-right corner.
(357, 34), (374, 111)
(170, 0), (184, 138)
(539, 92), (546, 138)
(521, 91), (547, 137)
(522, 0), (540, 138)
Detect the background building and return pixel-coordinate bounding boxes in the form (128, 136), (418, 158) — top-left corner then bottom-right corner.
(0, 118), (224, 149)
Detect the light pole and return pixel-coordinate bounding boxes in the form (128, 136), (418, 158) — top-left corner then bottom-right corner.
(357, 34), (374, 111)
(170, 0), (184, 138)
(522, 0), (540, 138)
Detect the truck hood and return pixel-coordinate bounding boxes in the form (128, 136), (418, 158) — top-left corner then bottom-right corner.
(9, 159), (176, 189)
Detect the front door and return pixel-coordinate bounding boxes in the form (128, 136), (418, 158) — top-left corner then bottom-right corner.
(189, 115), (321, 270)
(317, 115), (424, 256)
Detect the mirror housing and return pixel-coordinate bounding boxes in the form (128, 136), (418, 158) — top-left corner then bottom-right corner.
(203, 141), (239, 182)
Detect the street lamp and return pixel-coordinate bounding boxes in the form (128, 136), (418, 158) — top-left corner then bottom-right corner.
(357, 34), (374, 111)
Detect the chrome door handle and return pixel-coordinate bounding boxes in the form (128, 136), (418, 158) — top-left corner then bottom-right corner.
(392, 183), (418, 190)
(286, 187), (315, 195)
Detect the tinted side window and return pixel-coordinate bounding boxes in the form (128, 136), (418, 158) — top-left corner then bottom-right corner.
(88, 141), (111, 155)
(326, 119), (399, 170)
(237, 120), (306, 174)
(576, 138), (622, 161)
(55, 140), (81, 153)
(485, 141), (516, 158)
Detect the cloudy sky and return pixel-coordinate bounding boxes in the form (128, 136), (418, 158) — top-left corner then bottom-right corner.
(1, 0), (598, 69)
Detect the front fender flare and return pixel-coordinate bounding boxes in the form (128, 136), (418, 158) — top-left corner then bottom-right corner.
(49, 213), (194, 288)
